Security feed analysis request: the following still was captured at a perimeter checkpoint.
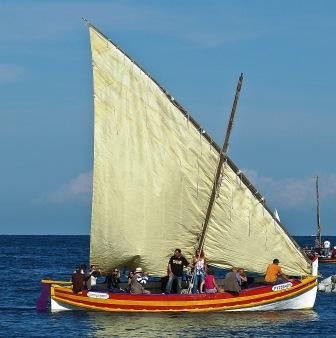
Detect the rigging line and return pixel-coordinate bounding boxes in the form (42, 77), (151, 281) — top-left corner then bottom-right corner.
(316, 176), (321, 249)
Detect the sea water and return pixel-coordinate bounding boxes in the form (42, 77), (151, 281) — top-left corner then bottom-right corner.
(1, 235), (336, 337)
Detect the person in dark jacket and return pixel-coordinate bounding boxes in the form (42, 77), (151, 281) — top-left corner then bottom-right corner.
(72, 266), (85, 294)
(105, 268), (124, 293)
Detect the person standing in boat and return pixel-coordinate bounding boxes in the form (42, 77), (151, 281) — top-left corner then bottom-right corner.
(191, 249), (206, 293)
(324, 239), (331, 257)
(265, 259), (288, 285)
(165, 248), (190, 294)
(72, 265), (85, 294)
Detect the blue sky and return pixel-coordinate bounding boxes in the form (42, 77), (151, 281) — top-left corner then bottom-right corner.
(1, 0), (336, 235)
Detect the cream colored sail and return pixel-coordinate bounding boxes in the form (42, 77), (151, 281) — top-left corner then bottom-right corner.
(89, 25), (311, 276)
(203, 166), (311, 275)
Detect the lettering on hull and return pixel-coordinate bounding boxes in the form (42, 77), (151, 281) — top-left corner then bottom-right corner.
(272, 282), (293, 292)
(87, 292), (109, 299)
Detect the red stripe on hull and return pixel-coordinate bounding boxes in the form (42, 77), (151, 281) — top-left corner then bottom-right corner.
(52, 278), (316, 312)
(319, 258), (336, 263)
(55, 279), (303, 301)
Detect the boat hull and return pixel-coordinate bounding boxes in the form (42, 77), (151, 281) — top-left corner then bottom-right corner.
(305, 252), (336, 264)
(318, 257), (336, 263)
(49, 277), (317, 312)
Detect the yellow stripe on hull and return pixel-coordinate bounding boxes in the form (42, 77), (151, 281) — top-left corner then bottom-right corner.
(50, 276), (317, 312)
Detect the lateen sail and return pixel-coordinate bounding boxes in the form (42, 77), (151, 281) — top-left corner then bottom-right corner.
(89, 25), (311, 276)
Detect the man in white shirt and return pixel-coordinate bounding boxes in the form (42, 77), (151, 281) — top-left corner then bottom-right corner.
(324, 239), (331, 257)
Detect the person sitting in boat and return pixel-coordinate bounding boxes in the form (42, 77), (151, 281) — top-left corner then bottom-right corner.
(165, 248), (190, 294)
(191, 249), (206, 294)
(130, 267), (151, 294)
(204, 269), (221, 293)
(126, 270), (134, 292)
(265, 259), (288, 285)
(324, 239), (331, 257)
(237, 268), (248, 289)
(86, 265), (101, 290)
(71, 265), (85, 294)
(137, 271), (149, 286)
(223, 267), (241, 294)
(332, 246), (336, 258)
(105, 268), (124, 293)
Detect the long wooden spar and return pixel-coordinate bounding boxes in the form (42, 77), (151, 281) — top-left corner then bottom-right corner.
(197, 73), (244, 252)
(315, 176), (321, 248)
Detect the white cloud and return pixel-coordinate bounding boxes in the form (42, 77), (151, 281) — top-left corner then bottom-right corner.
(36, 168), (336, 210)
(242, 169), (336, 209)
(34, 171), (92, 205)
(0, 64), (23, 84)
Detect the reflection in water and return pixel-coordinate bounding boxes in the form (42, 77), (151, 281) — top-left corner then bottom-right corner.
(84, 310), (319, 337)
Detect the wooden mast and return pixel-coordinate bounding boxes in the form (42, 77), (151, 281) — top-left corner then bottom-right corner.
(316, 176), (321, 248)
(197, 73), (244, 251)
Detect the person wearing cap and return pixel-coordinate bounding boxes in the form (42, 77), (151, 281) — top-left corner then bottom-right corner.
(130, 267), (151, 294)
(165, 248), (190, 294)
(265, 259), (288, 285)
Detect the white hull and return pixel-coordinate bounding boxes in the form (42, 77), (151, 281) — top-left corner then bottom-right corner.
(228, 286), (317, 312)
(51, 298), (82, 312)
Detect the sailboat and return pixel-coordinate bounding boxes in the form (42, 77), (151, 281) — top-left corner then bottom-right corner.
(304, 176), (336, 263)
(40, 22), (318, 312)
